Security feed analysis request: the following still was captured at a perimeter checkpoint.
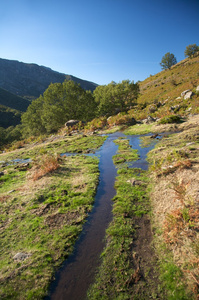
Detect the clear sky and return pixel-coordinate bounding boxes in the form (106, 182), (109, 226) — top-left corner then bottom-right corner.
(0, 0), (198, 85)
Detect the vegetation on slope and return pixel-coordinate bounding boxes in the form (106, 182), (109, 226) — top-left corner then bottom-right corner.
(0, 87), (30, 112)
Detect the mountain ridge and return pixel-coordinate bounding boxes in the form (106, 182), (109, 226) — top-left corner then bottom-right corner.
(0, 58), (98, 100)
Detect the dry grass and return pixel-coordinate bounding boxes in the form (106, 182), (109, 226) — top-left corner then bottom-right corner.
(149, 119), (199, 297)
(71, 172), (88, 192)
(0, 195), (10, 203)
(31, 154), (60, 181)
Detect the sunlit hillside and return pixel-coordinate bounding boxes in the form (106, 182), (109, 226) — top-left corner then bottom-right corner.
(132, 54), (199, 118)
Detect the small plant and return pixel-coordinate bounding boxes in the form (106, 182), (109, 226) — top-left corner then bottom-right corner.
(32, 154), (60, 180)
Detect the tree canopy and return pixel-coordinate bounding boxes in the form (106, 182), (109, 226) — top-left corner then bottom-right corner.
(184, 44), (199, 58)
(160, 52), (177, 70)
(94, 80), (139, 117)
(21, 79), (139, 136)
(21, 80), (97, 135)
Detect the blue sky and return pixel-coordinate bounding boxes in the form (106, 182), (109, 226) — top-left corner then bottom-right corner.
(0, 0), (198, 85)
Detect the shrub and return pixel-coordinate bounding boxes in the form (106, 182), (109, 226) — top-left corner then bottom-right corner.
(158, 115), (182, 124)
(32, 154), (60, 180)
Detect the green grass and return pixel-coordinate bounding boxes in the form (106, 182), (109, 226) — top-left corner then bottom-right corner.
(87, 165), (158, 299)
(123, 123), (153, 135)
(0, 135), (104, 299)
(112, 137), (139, 165)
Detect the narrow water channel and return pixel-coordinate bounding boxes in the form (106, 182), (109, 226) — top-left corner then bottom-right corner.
(46, 132), (158, 300)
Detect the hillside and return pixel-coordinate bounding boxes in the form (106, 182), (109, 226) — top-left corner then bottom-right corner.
(0, 88), (31, 128)
(0, 58), (98, 101)
(136, 55), (199, 117)
(0, 105), (21, 128)
(0, 87), (30, 112)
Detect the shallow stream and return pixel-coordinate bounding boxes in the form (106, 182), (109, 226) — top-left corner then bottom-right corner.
(46, 132), (160, 300)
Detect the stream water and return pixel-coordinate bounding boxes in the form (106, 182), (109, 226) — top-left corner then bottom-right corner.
(46, 132), (159, 300)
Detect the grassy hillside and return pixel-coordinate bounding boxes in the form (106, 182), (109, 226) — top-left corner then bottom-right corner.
(132, 54), (199, 119)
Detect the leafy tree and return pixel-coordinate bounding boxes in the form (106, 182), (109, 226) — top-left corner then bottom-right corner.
(184, 44), (199, 58)
(21, 80), (97, 135)
(160, 52), (177, 70)
(21, 96), (46, 136)
(94, 80), (139, 116)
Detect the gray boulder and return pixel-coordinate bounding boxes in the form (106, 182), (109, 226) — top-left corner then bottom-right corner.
(184, 91), (193, 100)
(65, 120), (80, 127)
(181, 89), (193, 100)
(181, 89), (191, 97)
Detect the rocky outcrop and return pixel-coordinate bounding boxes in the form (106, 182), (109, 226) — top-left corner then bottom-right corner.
(181, 89), (193, 100)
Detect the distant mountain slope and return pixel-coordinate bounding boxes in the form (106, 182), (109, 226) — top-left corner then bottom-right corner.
(0, 58), (98, 100)
(0, 105), (21, 128)
(0, 87), (30, 111)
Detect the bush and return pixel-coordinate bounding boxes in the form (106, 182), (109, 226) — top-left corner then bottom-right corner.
(158, 115), (183, 124)
(32, 154), (60, 180)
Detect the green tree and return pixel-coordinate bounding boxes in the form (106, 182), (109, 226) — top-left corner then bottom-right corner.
(184, 44), (199, 58)
(94, 80), (139, 116)
(160, 52), (177, 70)
(21, 96), (45, 136)
(21, 80), (97, 136)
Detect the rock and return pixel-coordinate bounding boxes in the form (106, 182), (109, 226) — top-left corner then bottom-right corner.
(13, 252), (31, 261)
(150, 134), (159, 139)
(181, 89), (191, 97)
(184, 91), (193, 100)
(127, 178), (145, 186)
(142, 115), (156, 124)
(65, 120), (80, 127)
(170, 105), (180, 112)
(196, 85), (199, 92)
(186, 107), (192, 112)
(181, 89), (193, 100)
(8, 190), (16, 193)
(148, 105), (157, 113)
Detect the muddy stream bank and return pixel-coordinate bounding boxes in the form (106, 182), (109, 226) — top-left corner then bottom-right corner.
(46, 132), (159, 300)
